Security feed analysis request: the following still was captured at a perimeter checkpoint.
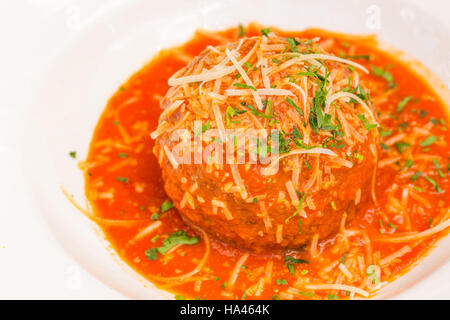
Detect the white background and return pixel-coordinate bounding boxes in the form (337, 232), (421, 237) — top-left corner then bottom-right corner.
(0, 0), (448, 299)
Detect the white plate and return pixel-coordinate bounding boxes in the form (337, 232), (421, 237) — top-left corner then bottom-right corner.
(14, 0), (450, 299)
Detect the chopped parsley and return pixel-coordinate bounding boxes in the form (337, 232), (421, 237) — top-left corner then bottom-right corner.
(116, 177), (129, 183)
(308, 66), (339, 132)
(160, 200), (174, 213)
(233, 83), (256, 91)
(286, 37), (300, 52)
(285, 96), (303, 115)
(433, 159), (445, 178)
(298, 218), (303, 235)
(425, 176), (442, 193)
(299, 291), (314, 297)
(261, 28), (271, 37)
(276, 279), (288, 285)
(366, 265), (380, 286)
(238, 24), (245, 37)
(371, 65), (396, 88)
(394, 141), (411, 153)
(195, 120), (211, 136)
(285, 192), (306, 223)
(379, 127), (393, 137)
(284, 255), (309, 275)
(225, 106), (246, 127)
(243, 102), (274, 120)
(331, 201), (337, 210)
(339, 53), (370, 61)
(118, 152), (128, 158)
(340, 252), (348, 264)
(357, 114), (377, 130)
(396, 96), (413, 113)
(400, 159), (413, 171)
(145, 249), (158, 261)
(379, 219), (385, 234)
(381, 142), (390, 150)
(410, 170), (422, 182)
(144, 230), (198, 261)
(69, 151), (77, 159)
(419, 136), (437, 147)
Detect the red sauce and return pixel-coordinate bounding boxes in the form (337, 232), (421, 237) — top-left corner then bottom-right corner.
(83, 24), (450, 300)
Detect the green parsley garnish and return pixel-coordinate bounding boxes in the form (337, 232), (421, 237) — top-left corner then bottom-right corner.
(425, 176), (442, 193)
(238, 24), (245, 37)
(379, 127), (393, 137)
(144, 230), (198, 261)
(400, 159), (413, 171)
(366, 265), (380, 286)
(394, 141), (411, 153)
(284, 255), (309, 275)
(331, 201), (337, 210)
(299, 291), (314, 297)
(371, 65), (396, 88)
(357, 114), (377, 130)
(419, 110), (428, 118)
(286, 96), (303, 115)
(433, 159), (445, 178)
(286, 37), (300, 52)
(410, 170), (422, 182)
(225, 106), (246, 127)
(233, 83), (256, 91)
(396, 96), (413, 113)
(160, 200), (174, 213)
(116, 177), (129, 183)
(419, 136), (437, 147)
(195, 120), (210, 136)
(261, 28), (271, 36)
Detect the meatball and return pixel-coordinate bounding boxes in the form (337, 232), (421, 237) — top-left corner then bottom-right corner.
(151, 35), (379, 252)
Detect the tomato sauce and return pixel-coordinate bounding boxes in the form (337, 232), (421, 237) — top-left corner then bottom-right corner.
(82, 24), (450, 300)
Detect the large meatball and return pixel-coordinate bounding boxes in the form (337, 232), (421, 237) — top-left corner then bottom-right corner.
(151, 35), (379, 252)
